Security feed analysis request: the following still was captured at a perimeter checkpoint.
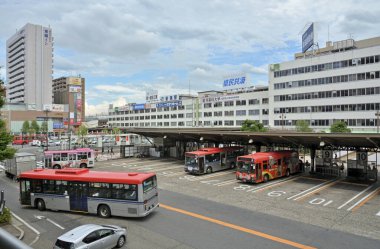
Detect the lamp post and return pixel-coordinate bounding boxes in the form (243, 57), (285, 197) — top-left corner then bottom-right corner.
(44, 109), (50, 151)
(376, 110), (380, 133)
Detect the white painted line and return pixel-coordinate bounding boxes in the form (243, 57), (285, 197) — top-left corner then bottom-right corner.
(46, 218), (65, 230)
(323, 200), (333, 206)
(347, 186), (380, 211)
(215, 179), (237, 186)
(376, 211), (380, 216)
(246, 176), (299, 193)
(11, 211), (40, 235)
(293, 179), (340, 201)
(148, 165), (184, 172)
(337, 185), (373, 209)
(189, 171), (233, 181)
(287, 179), (337, 200)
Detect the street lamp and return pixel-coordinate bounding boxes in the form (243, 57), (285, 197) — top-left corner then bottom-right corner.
(44, 109), (51, 151)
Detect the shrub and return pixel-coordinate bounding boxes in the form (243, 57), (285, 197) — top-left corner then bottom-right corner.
(0, 207), (12, 224)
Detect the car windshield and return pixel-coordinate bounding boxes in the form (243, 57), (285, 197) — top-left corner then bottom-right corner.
(55, 239), (74, 249)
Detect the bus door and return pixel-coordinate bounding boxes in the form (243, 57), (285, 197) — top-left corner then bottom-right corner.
(68, 153), (77, 167)
(256, 163), (262, 181)
(69, 182), (88, 212)
(198, 157), (205, 173)
(221, 152), (226, 168)
(44, 155), (52, 168)
(20, 180), (31, 205)
(277, 159), (282, 177)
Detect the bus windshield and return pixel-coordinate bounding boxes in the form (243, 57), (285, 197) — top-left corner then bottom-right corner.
(143, 176), (157, 193)
(238, 160), (255, 173)
(185, 156), (197, 166)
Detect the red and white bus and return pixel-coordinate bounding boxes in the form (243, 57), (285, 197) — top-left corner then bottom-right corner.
(44, 148), (95, 169)
(185, 146), (245, 174)
(19, 168), (158, 218)
(236, 151), (301, 183)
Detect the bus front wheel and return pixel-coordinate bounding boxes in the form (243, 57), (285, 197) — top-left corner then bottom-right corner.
(263, 174), (269, 183)
(98, 205), (111, 218)
(206, 167), (213, 174)
(36, 199), (46, 211)
(53, 165), (61, 169)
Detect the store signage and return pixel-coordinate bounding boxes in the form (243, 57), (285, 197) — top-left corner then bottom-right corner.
(201, 95), (240, 103)
(156, 101), (182, 108)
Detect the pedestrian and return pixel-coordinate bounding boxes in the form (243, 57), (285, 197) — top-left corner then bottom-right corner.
(111, 147), (114, 155)
(305, 160), (310, 168)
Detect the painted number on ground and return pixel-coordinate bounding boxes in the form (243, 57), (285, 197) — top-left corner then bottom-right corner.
(267, 191), (286, 197)
(308, 198), (333, 206)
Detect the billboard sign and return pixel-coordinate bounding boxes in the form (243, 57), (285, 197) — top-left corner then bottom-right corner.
(146, 90), (158, 102)
(68, 77), (81, 86)
(201, 95), (240, 103)
(69, 85), (81, 93)
(43, 104), (65, 112)
(53, 123), (64, 129)
(302, 23), (314, 53)
(133, 104), (145, 110)
(156, 101), (182, 108)
(222, 73), (249, 89)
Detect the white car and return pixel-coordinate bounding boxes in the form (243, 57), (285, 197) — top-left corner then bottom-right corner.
(31, 140), (41, 146)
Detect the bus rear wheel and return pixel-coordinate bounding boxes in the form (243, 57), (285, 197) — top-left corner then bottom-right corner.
(36, 199), (46, 211)
(286, 169), (290, 177)
(53, 165), (61, 169)
(98, 205), (111, 218)
(80, 163), (87, 168)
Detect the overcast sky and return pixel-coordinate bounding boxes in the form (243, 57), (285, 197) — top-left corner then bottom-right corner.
(1, 0), (379, 115)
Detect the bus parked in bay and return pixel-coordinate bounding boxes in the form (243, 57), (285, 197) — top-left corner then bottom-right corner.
(19, 168), (158, 218)
(44, 148), (95, 169)
(185, 146), (245, 174)
(236, 151), (301, 183)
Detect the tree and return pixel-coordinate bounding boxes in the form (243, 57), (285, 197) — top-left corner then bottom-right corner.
(295, 120), (313, 132)
(40, 121), (48, 134)
(77, 124), (88, 147)
(0, 78), (16, 161)
(241, 120), (268, 132)
(330, 121), (351, 133)
(21, 121), (30, 135)
(31, 120), (40, 134)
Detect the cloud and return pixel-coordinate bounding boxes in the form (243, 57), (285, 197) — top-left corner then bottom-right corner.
(86, 96), (127, 116)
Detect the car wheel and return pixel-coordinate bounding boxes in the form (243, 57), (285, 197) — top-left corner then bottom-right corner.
(116, 235), (126, 248)
(98, 205), (111, 218)
(206, 167), (212, 174)
(80, 163), (87, 168)
(53, 165), (61, 169)
(36, 199), (46, 211)
(286, 169), (290, 177)
(263, 174), (269, 183)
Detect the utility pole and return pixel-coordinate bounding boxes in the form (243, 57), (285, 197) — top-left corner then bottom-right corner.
(44, 109), (50, 151)
(376, 110), (380, 133)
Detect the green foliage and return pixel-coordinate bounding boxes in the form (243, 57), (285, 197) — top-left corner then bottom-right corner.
(0, 80), (16, 161)
(241, 120), (268, 132)
(295, 120), (313, 132)
(330, 121), (351, 133)
(31, 120), (40, 134)
(40, 121), (48, 133)
(78, 125), (88, 147)
(112, 127), (120, 134)
(0, 207), (12, 224)
(21, 121), (30, 134)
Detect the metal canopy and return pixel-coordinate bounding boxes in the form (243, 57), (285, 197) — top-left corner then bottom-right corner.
(127, 128), (380, 150)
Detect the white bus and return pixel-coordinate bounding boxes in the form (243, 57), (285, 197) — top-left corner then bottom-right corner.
(44, 148), (95, 169)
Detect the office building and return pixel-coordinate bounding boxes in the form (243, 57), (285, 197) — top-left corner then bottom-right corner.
(6, 23), (53, 110)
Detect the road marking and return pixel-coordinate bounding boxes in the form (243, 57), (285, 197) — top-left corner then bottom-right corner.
(348, 186), (380, 212)
(148, 165), (184, 172)
(246, 176), (299, 193)
(294, 179), (341, 201)
(188, 171), (233, 181)
(160, 203), (317, 249)
(287, 179), (337, 200)
(215, 179), (238, 186)
(337, 185), (374, 209)
(34, 215), (65, 229)
(11, 211), (40, 235)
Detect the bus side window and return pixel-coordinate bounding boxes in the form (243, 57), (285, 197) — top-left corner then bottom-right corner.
(88, 152), (91, 158)
(53, 153), (61, 161)
(263, 160), (268, 170)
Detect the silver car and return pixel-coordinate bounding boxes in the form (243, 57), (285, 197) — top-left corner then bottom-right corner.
(54, 224), (126, 249)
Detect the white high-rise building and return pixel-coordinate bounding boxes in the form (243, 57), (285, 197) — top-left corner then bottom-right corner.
(6, 23), (53, 110)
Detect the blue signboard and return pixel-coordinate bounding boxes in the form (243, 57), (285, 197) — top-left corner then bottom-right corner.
(302, 23), (314, 53)
(223, 76), (246, 88)
(53, 123), (64, 129)
(133, 104), (145, 110)
(156, 101), (182, 108)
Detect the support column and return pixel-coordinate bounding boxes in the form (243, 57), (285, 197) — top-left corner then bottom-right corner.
(310, 147), (316, 173)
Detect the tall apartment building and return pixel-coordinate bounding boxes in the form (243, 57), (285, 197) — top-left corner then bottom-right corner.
(6, 23), (53, 110)
(53, 76), (85, 127)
